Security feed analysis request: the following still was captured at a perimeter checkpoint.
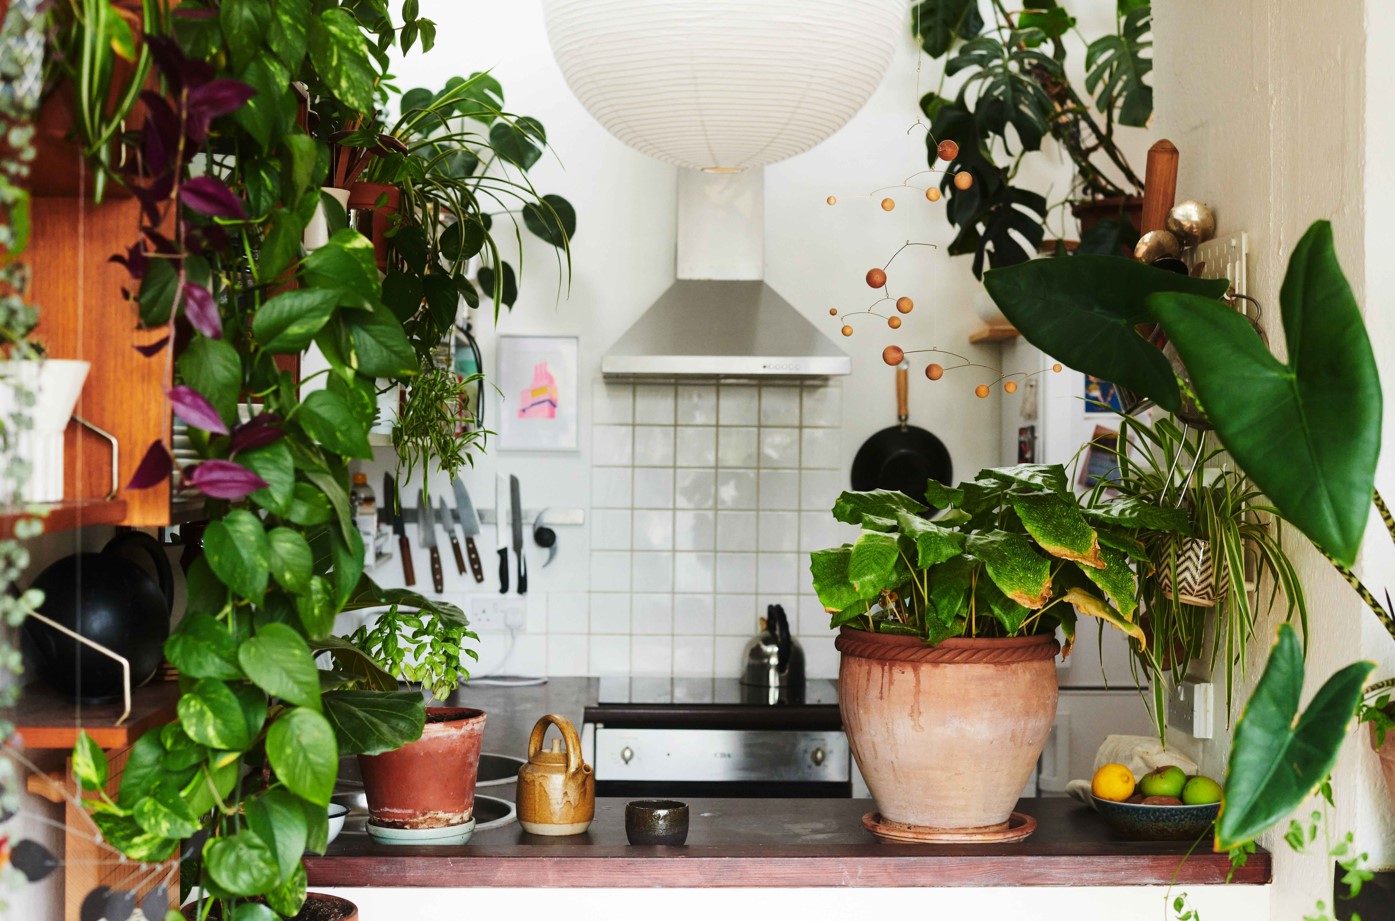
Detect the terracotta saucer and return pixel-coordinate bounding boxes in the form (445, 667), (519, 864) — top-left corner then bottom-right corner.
(861, 811), (1037, 844)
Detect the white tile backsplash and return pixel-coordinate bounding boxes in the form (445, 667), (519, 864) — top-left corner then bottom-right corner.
(677, 384), (717, 424)
(575, 379), (845, 678)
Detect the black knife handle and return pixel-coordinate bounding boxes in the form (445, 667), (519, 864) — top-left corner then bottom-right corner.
(465, 537), (485, 583)
(518, 552), (527, 595)
(498, 547), (509, 594)
(399, 535), (416, 586)
(448, 535), (467, 575)
(430, 546), (444, 594)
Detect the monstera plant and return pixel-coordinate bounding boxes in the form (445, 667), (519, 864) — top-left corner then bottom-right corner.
(810, 463), (1189, 649)
(982, 220), (1386, 855)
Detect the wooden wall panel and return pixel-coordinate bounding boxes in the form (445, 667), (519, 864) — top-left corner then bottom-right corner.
(29, 195), (172, 526)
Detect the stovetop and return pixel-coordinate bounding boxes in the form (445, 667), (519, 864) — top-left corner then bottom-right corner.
(595, 677), (839, 707)
(584, 678), (842, 732)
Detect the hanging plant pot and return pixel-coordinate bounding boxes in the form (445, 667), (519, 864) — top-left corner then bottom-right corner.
(357, 707), (486, 830)
(347, 181), (401, 271)
(1157, 535), (1228, 607)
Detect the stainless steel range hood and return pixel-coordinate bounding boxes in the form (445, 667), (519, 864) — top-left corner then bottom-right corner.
(602, 171), (850, 379)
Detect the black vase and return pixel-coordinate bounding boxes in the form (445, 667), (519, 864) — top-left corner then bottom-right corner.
(23, 531), (174, 704)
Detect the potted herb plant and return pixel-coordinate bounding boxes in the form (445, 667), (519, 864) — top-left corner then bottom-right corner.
(342, 601), (483, 834)
(913, 0), (1152, 274)
(1089, 412), (1307, 737)
(810, 464), (1185, 837)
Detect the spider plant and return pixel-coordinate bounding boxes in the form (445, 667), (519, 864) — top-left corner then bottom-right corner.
(1090, 411), (1307, 738)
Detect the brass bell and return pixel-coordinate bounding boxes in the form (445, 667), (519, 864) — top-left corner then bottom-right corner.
(1134, 229), (1181, 263)
(1165, 201), (1217, 248)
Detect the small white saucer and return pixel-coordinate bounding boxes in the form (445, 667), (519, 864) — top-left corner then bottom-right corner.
(366, 817), (476, 846)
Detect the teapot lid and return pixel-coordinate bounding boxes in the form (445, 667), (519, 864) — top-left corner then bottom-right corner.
(531, 737), (569, 765)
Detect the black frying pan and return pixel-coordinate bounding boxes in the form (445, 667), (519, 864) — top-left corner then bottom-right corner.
(851, 364), (952, 500)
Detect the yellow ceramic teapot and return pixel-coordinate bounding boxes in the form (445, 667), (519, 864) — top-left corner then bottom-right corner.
(516, 714), (594, 835)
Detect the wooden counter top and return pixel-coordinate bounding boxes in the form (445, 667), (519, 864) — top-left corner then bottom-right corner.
(303, 797), (1269, 889)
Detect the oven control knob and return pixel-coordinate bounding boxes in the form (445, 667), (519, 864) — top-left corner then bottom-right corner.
(811, 747), (826, 766)
(621, 746), (634, 764)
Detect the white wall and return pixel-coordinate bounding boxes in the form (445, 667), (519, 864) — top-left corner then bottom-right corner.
(358, 0), (1032, 679)
(1152, 0), (1395, 916)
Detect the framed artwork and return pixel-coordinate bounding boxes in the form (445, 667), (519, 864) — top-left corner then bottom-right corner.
(1017, 425), (1036, 464)
(1079, 425), (1122, 488)
(495, 335), (579, 451)
(1083, 374), (1125, 413)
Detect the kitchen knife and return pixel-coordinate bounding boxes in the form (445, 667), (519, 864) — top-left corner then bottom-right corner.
(418, 487), (444, 594)
(452, 479), (486, 583)
(496, 474), (510, 594)
(386, 472), (414, 586)
(437, 496), (466, 576)
(510, 474), (526, 595)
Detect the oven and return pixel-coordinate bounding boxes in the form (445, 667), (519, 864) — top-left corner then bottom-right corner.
(580, 677), (853, 798)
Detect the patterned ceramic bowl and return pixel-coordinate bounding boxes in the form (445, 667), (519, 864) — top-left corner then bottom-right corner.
(1091, 795), (1220, 842)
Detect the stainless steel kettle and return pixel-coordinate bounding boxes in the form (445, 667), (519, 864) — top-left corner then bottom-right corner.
(739, 604), (804, 694)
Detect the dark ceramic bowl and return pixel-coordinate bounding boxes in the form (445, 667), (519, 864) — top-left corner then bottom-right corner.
(626, 800), (689, 846)
(1091, 795), (1220, 842)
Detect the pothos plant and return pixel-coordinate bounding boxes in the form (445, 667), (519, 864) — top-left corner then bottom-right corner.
(913, 0), (1152, 275)
(809, 463), (1188, 650)
(59, 4), (480, 920)
(984, 221), (1384, 859)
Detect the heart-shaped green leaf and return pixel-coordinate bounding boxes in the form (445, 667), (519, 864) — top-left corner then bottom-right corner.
(204, 509), (271, 602)
(266, 707), (338, 806)
(983, 256), (1230, 412)
(322, 690), (426, 756)
(1215, 625), (1372, 850)
(238, 623), (321, 711)
(1148, 221), (1380, 567)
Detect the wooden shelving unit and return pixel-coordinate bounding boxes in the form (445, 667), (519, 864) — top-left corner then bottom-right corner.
(0, 498), (129, 539)
(3, 680), (179, 750)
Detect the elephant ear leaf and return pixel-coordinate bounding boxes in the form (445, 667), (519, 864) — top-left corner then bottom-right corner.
(1147, 220), (1380, 567)
(1215, 625), (1372, 851)
(983, 255), (1229, 412)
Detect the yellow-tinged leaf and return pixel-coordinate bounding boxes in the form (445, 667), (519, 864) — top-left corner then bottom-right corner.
(1061, 587), (1145, 648)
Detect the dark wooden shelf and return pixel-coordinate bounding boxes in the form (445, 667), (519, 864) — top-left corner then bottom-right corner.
(5, 680), (179, 750)
(0, 498), (130, 539)
(305, 797), (1270, 889)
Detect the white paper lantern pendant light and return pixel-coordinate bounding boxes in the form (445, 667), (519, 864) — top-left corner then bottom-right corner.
(542, 0), (908, 172)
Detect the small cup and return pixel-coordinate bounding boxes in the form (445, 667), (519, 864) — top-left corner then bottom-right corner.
(625, 800), (689, 846)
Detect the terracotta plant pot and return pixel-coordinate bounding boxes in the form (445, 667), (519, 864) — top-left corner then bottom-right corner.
(1071, 195), (1143, 238)
(346, 181), (401, 271)
(836, 627), (1059, 831)
(357, 707), (486, 829)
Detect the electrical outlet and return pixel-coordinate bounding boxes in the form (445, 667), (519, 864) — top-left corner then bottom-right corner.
(1167, 679), (1215, 739)
(469, 596), (527, 632)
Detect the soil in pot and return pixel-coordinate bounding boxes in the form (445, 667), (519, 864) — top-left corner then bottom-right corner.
(836, 628), (1059, 834)
(357, 706), (485, 829)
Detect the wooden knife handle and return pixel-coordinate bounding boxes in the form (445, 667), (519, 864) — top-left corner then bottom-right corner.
(398, 535), (416, 586)
(465, 537), (485, 583)
(430, 546), (444, 594)
(448, 534), (467, 575)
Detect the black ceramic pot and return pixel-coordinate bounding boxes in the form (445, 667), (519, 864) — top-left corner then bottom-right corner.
(24, 531), (173, 703)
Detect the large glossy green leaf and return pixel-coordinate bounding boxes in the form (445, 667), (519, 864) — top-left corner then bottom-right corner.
(303, 229), (381, 300)
(911, 0), (983, 57)
(253, 288), (340, 353)
(974, 576), (1031, 634)
(924, 555), (973, 641)
(219, 0), (269, 71)
(204, 509), (271, 602)
(267, 527), (314, 594)
(132, 781), (200, 840)
(307, 9), (377, 113)
(965, 531), (1051, 607)
(177, 336), (242, 421)
(981, 464), (1070, 495)
(345, 305), (418, 377)
(1084, 497), (1191, 532)
(93, 813), (175, 862)
(1215, 625), (1372, 850)
(809, 546), (860, 613)
(244, 788), (308, 881)
(1148, 221), (1380, 567)
(117, 731), (165, 801)
(832, 489), (928, 525)
(238, 623), (321, 710)
(205, 832), (280, 896)
(983, 256), (1230, 412)
(72, 731), (107, 789)
(299, 390), (372, 459)
(314, 635), (399, 691)
(266, 707), (337, 805)
(241, 440), (295, 517)
(1009, 492), (1103, 567)
(848, 529), (911, 600)
(322, 690), (426, 755)
(268, 0), (309, 70)
(894, 510), (965, 568)
(1075, 546), (1138, 620)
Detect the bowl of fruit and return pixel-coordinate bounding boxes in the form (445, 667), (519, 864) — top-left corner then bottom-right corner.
(1089, 763), (1222, 841)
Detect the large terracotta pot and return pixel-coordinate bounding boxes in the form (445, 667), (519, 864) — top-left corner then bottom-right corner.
(357, 707), (485, 829)
(836, 627), (1059, 830)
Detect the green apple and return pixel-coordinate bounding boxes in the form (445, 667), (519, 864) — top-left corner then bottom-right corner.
(1138, 765), (1187, 798)
(1182, 775), (1223, 805)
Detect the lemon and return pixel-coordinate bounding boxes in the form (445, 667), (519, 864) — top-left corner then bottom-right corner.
(1092, 763), (1136, 802)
